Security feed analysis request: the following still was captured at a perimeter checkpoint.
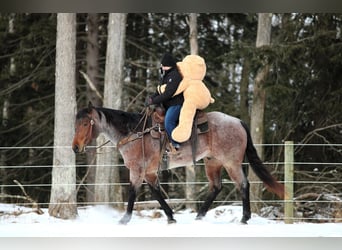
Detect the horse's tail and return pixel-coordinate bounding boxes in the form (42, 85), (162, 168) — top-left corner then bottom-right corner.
(240, 121), (285, 199)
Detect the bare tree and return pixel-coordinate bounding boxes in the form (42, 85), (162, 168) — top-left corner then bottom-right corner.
(0, 14), (15, 200)
(249, 13), (272, 212)
(84, 13), (101, 204)
(49, 13), (77, 219)
(185, 13), (198, 211)
(85, 13), (102, 107)
(95, 13), (127, 209)
(189, 13), (199, 55)
(239, 59), (251, 124)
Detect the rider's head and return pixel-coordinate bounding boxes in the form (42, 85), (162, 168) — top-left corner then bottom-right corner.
(161, 53), (176, 68)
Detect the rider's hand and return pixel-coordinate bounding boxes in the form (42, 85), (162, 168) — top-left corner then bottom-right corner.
(144, 97), (153, 107)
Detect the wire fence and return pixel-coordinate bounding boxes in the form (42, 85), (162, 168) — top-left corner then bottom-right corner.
(0, 143), (341, 223)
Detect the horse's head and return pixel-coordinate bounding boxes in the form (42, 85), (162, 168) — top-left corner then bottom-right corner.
(72, 102), (98, 153)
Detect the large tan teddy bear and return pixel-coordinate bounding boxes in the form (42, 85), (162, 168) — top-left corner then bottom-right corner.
(170, 55), (215, 143)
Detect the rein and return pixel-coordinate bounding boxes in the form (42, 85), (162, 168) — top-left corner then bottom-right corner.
(88, 107), (165, 170)
(87, 108), (157, 152)
(96, 138), (111, 149)
(116, 107), (164, 170)
(116, 122), (159, 147)
(117, 107), (158, 147)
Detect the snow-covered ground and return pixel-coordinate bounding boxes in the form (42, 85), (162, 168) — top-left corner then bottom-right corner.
(0, 204), (341, 237)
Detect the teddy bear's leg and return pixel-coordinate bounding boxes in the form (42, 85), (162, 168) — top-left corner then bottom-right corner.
(171, 101), (197, 143)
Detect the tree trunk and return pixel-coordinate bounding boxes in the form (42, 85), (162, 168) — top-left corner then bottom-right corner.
(185, 13), (198, 211)
(85, 13), (101, 204)
(189, 13), (199, 55)
(240, 58), (250, 124)
(0, 14), (15, 201)
(95, 13), (126, 209)
(86, 13), (101, 107)
(49, 13), (77, 219)
(249, 13), (272, 213)
(0, 99), (9, 200)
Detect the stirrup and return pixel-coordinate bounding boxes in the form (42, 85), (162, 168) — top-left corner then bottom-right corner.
(166, 143), (180, 155)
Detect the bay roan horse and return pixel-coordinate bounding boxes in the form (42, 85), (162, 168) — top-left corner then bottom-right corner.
(72, 102), (284, 225)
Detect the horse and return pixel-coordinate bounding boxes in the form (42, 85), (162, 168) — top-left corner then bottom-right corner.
(72, 102), (284, 225)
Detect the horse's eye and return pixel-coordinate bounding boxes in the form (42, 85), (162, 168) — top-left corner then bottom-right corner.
(83, 123), (88, 127)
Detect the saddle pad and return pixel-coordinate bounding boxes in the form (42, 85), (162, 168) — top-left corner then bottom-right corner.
(196, 110), (207, 125)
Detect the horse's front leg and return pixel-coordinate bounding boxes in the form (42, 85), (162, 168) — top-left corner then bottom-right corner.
(119, 166), (143, 225)
(119, 183), (137, 225)
(146, 173), (176, 224)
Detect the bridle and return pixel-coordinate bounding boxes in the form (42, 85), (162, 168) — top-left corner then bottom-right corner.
(81, 115), (111, 152)
(87, 117), (95, 140)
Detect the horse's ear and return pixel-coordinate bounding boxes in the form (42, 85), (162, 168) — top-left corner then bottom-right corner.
(88, 101), (94, 112)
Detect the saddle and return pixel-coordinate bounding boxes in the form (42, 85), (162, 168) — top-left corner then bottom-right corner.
(150, 107), (209, 139)
(150, 106), (209, 169)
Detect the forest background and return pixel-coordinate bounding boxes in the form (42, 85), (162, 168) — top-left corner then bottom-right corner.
(0, 13), (341, 221)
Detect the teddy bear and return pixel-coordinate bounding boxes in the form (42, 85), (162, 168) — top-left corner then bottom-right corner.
(164, 54), (215, 143)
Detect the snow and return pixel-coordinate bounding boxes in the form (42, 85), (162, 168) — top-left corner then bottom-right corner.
(1, 203), (341, 237)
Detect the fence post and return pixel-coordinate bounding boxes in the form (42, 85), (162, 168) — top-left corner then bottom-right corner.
(284, 141), (294, 224)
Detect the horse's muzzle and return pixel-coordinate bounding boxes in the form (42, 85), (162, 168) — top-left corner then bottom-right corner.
(72, 143), (86, 153)
(72, 144), (83, 154)
(72, 144), (80, 154)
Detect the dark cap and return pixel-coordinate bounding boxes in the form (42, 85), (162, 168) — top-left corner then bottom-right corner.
(161, 53), (176, 67)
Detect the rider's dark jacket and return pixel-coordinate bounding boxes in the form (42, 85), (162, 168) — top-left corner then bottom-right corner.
(150, 67), (184, 110)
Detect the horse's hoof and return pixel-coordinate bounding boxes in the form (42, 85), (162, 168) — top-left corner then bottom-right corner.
(240, 217), (249, 224)
(118, 214), (131, 225)
(195, 215), (204, 220)
(240, 213), (251, 224)
(118, 219), (128, 225)
(168, 218), (177, 224)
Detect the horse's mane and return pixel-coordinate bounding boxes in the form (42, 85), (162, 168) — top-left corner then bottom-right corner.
(95, 107), (149, 135)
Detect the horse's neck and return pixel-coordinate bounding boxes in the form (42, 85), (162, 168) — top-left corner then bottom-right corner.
(94, 108), (142, 144)
(98, 123), (121, 144)
(95, 109), (123, 144)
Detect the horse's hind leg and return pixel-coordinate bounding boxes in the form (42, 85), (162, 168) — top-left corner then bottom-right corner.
(148, 184), (176, 224)
(146, 173), (176, 224)
(196, 158), (223, 220)
(240, 165), (251, 224)
(225, 165), (251, 224)
(240, 174), (251, 224)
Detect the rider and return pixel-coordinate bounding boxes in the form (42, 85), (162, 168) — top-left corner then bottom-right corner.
(145, 53), (184, 150)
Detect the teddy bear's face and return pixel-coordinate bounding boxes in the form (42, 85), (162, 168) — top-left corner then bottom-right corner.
(177, 55), (206, 80)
